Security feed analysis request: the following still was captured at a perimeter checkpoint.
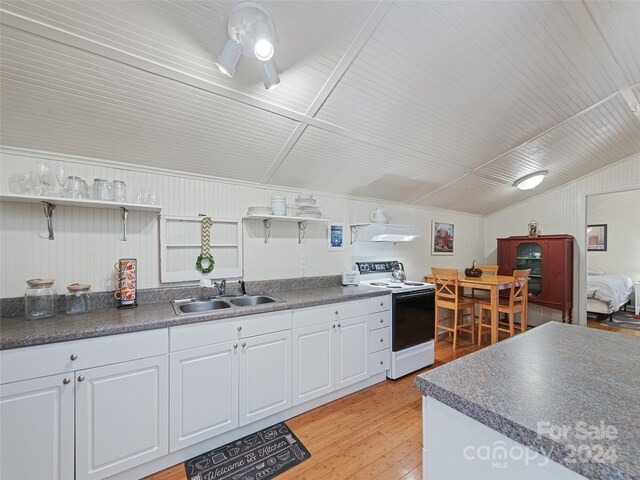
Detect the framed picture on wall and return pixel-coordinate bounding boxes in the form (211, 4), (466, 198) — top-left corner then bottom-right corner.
(431, 221), (454, 255)
(587, 224), (607, 251)
(328, 223), (345, 251)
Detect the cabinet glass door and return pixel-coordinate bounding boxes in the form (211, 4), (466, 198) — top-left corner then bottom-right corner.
(516, 243), (542, 296)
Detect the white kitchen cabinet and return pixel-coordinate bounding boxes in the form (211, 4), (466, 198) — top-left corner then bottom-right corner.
(239, 330), (292, 426)
(169, 341), (239, 452)
(335, 315), (369, 389)
(0, 330), (168, 480)
(292, 322), (334, 405)
(0, 373), (75, 480)
(293, 299), (372, 405)
(75, 355), (168, 480)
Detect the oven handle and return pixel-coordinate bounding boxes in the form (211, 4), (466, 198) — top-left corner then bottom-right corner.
(394, 290), (434, 300)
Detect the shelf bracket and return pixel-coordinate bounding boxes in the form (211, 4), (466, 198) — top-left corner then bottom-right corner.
(41, 201), (56, 240)
(350, 225), (360, 244)
(298, 221), (307, 244)
(120, 207), (129, 241)
(263, 219), (271, 244)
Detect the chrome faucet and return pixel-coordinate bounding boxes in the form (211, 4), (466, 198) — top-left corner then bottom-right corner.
(213, 279), (227, 296)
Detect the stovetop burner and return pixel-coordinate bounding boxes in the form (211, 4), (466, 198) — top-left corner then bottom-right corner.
(369, 282), (389, 286)
(387, 285), (402, 289)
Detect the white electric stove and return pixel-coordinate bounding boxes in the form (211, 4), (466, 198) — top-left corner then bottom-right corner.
(357, 261), (436, 379)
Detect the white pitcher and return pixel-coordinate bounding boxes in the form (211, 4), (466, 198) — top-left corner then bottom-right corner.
(371, 207), (387, 224)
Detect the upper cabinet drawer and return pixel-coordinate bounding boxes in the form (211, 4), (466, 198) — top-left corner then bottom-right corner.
(370, 295), (390, 313)
(170, 311), (292, 352)
(369, 310), (390, 331)
(0, 329), (168, 384)
(293, 299), (369, 329)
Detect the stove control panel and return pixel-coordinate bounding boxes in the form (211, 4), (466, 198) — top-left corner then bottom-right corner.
(356, 261), (400, 274)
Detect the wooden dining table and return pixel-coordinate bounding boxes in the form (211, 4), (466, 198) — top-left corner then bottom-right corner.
(424, 273), (526, 345)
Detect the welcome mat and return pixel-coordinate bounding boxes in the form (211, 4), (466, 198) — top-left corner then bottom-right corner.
(184, 423), (310, 480)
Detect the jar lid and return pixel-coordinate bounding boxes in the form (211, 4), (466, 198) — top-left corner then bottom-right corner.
(67, 283), (91, 292)
(26, 278), (55, 287)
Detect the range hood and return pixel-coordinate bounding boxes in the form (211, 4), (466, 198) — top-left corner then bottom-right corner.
(351, 223), (422, 242)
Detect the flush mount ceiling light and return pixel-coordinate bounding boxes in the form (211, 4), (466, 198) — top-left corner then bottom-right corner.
(215, 1), (279, 89)
(513, 170), (548, 190)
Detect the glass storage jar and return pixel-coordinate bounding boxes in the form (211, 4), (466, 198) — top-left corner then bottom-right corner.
(25, 279), (57, 319)
(66, 283), (92, 315)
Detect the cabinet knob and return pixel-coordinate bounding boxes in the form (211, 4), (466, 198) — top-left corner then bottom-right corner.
(77, 375), (85, 382)
(63, 377), (71, 385)
(379, 319), (384, 323)
(380, 301), (384, 306)
(332, 324), (336, 329)
(334, 310), (339, 315)
(241, 342), (247, 348)
(380, 360), (384, 365)
(337, 323), (341, 328)
(233, 344), (238, 349)
(70, 353), (78, 361)
(380, 338), (384, 343)
(237, 326), (242, 332)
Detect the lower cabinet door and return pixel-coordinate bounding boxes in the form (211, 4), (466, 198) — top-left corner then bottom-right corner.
(0, 373), (74, 480)
(293, 323), (334, 406)
(239, 330), (292, 427)
(335, 315), (369, 389)
(75, 355), (168, 480)
(169, 342), (239, 451)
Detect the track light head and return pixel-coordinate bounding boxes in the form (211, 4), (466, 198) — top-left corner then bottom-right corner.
(215, 39), (241, 77)
(258, 60), (280, 89)
(253, 21), (274, 61)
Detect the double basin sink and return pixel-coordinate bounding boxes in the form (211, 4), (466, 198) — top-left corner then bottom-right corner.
(171, 294), (283, 316)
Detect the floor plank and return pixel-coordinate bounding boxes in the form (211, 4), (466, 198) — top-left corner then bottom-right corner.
(146, 321), (628, 480)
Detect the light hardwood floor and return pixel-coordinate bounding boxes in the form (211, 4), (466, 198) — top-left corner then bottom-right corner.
(147, 321), (631, 480)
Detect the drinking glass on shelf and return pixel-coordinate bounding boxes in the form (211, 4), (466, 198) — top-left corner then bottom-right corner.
(112, 180), (127, 203)
(66, 176), (83, 199)
(93, 179), (112, 201)
(35, 160), (55, 195)
(55, 164), (67, 195)
(79, 179), (89, 199)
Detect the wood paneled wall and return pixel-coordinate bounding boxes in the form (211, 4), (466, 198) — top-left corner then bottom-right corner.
(0, 149), (485, 298)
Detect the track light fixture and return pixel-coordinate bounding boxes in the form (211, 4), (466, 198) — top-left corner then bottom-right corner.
(513, 170), (548, 190)
(215, 2), (280, 89)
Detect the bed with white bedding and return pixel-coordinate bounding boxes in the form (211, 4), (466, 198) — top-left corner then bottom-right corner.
(586, 272), (634, 314)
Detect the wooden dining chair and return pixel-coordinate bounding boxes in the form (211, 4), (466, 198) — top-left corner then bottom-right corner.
(477, 269), (530, 344)
(432, 268), (476, 350)
(470, 264), (499, 299)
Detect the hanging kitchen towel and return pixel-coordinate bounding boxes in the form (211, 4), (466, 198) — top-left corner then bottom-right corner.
(196, 216), (215, 274)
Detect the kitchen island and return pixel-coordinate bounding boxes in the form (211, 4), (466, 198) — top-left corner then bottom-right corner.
(414, 322), (639, 480)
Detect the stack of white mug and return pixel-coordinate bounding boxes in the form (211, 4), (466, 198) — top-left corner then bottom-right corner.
(271, 195), (287, 216)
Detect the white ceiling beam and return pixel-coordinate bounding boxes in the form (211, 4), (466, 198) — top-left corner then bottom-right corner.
(259, 1), (394, 184)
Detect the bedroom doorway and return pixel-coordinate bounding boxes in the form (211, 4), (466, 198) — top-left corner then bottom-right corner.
(584, 188), (639, 330)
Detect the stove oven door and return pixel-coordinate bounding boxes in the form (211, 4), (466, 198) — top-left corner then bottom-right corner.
(392, 290), (435, 351)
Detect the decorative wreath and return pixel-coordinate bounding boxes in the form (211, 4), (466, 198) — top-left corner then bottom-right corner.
(196, 253), (215, 274)
(195, 216), (215, 274)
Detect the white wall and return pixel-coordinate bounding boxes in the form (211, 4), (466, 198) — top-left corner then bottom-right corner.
(0, 149), (485, 298)
(484, 153), (640, 325)
(587, 190), (640, 281)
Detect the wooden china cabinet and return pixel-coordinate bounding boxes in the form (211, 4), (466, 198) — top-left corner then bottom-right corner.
(497, 234), (574, 323)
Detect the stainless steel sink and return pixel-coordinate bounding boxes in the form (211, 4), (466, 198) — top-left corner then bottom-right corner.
(171, 293), (282, 315)
(172, 299), (231, 315)
(228, 295), (279, 307)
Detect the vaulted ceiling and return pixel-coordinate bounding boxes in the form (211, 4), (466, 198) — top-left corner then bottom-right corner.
(1, 0), (639, 214)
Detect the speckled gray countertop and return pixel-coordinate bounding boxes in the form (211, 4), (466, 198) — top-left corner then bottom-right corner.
(0, 285), (387, 350)
(414, 322), (640, 480)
